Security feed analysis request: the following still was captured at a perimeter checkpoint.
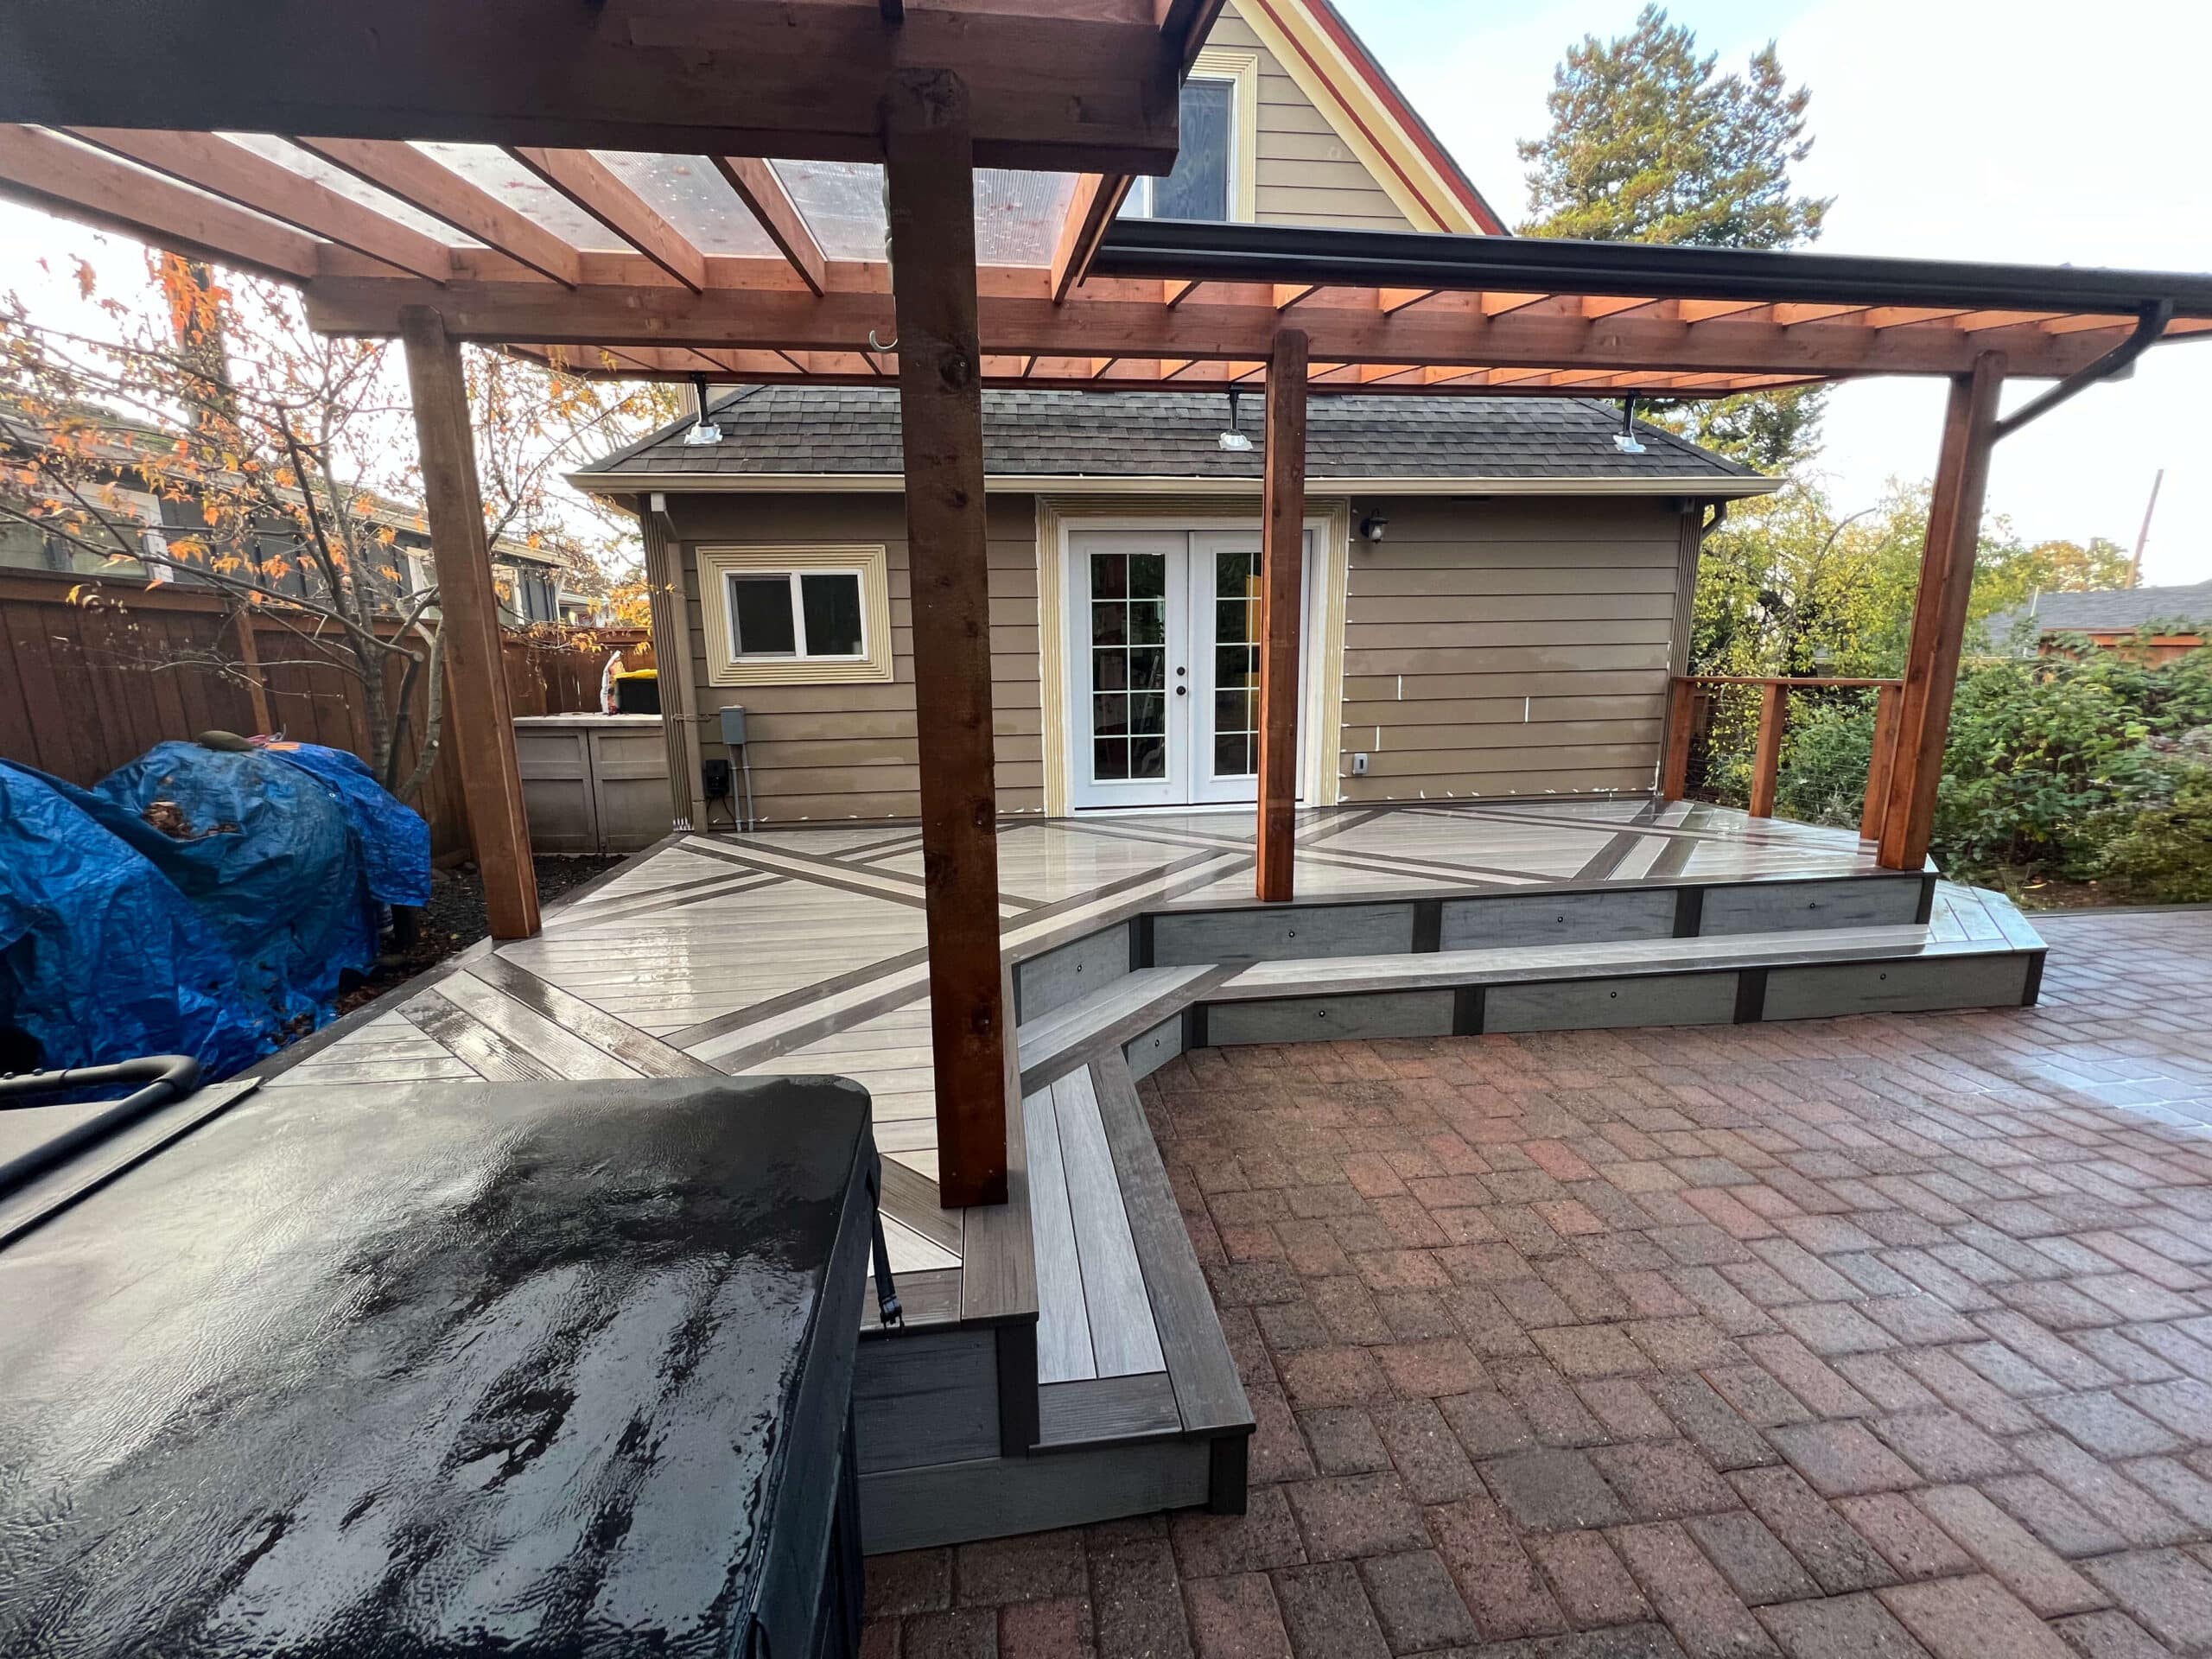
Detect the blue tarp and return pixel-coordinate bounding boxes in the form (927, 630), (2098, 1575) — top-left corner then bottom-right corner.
(0, 760), (271, 1077)
(0, 742), (430, 1078)
(257, 742), (431, 909)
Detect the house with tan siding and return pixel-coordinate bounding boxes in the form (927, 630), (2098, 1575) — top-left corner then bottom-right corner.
(569, 0), (1781, 829)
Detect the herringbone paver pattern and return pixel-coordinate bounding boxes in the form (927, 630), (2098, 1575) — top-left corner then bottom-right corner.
(862, 908), (2212, 1657)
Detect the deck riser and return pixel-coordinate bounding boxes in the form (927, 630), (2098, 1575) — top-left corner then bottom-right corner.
(1189, 950), (2039, 1046)
(1012, 870), (1933, 1021)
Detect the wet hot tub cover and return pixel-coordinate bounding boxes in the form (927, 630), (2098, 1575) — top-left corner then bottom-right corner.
(0, 1073), (877, 1659)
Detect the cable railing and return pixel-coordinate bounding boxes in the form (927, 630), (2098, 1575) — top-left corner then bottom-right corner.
(1662, 675), (1904, 837)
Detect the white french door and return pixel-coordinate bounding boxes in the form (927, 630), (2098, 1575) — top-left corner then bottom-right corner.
(1066, 527), (1311, 811)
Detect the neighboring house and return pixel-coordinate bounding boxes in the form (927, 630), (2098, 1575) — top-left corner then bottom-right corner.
(2, 407), (564, 626)
(569, 0), (1778, 825)
(1986, 580), (2212, 661)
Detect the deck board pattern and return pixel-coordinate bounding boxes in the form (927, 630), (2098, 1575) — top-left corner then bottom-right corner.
(269, 801), (1898, 1285)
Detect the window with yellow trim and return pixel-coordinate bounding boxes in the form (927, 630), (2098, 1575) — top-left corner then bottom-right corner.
(696, 543), (893, 685)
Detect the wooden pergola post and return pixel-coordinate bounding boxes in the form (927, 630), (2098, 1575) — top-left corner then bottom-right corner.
(398, 304), (539, 939)
(1877, 352), (2005, 871)
(1255, 327), (1308, 903)
(886, 69), (1007, 1209)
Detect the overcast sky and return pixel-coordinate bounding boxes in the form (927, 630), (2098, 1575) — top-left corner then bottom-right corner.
(1346, 0), (2212, 583)
(2, 0), (2205, 581)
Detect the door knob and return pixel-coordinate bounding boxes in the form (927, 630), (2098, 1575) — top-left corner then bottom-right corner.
(1175, 686), (1187, 696)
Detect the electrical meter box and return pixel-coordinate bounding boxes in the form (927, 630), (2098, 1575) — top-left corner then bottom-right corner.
(719, 706), (748, 748)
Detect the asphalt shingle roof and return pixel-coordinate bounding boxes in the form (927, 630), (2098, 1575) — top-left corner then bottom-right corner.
(575, 386), (1764, 485)
(1986, 579), (2212, 643)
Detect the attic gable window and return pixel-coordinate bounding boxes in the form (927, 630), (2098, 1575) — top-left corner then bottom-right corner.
(1124, 71), (1240, 222)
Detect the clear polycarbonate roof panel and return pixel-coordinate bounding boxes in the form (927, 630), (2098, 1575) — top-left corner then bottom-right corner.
(772, 162), (1076, 266)
(410, 143), (629, 251)
(219, 135), (479, 245)
(976, 169), (1077, 266)
(590, 151), (779, 257)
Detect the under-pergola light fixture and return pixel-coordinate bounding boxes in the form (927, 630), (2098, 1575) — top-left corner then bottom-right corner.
(1217, 389), (1252, 452)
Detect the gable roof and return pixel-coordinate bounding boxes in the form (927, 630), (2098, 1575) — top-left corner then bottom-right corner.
(1233, 0), (1504, 235)
(1986, 579), (2212, 645)
(569, 386), (1774, 498)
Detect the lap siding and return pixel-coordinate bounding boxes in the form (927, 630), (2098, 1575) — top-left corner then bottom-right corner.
(1335, 497), (1693, 804)
(668, 491), (1044, 823)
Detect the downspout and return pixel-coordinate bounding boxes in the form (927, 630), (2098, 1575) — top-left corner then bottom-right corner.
(1992, 301), (2172, 441)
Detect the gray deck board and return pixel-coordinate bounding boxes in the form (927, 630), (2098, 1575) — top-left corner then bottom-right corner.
(1023, 1084), (1098, 1384)
(1052, 1066), (1166, 1379)
(1090, 1052), (1252, 1438)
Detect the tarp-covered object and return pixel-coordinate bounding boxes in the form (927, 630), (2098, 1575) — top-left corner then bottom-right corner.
(0, 742), (430, 1077)
(0, 760), (270, 1077)
(256, 741), (432, 909)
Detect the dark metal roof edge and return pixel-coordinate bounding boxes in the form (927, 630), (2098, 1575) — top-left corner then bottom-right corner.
(1091, 220), (2212, 316)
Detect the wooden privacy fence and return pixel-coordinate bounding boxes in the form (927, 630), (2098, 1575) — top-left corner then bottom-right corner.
(1662, 674), (1904, 839)
(0, 569), (647, 857)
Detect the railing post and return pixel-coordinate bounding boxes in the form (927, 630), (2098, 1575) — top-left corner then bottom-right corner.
(1748, 680), (1787, 819)
(1861, 683), (1901, 842)
(1660, 677), (1695, 800)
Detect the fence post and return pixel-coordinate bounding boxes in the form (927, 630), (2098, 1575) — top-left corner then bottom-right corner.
(1748, 681), (1787, 819)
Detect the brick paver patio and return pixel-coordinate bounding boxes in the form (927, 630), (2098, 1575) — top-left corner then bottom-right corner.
(863, 908), (2212, 1657)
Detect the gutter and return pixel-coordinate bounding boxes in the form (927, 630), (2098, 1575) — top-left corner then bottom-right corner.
(563, 470), (1786, 502)
(1090, 221), (2212, 317)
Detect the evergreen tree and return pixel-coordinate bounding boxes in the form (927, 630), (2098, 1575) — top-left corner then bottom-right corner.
(1517, 7), (1833, 471)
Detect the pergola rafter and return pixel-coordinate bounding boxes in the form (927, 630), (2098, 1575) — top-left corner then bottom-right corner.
(9, 123), (2209, 400)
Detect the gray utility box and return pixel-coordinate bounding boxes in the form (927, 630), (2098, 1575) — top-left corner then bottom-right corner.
(513, 714), (671, 855)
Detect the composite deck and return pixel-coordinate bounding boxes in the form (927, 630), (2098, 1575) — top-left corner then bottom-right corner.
(270, 802), (1893, 1262)
(257, 798), (2046, 1546)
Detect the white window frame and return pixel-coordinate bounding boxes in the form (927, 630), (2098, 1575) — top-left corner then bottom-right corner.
(1121, 49), (1258, 224)
(728, 568), (868, 661)
(697, 543), (894, 686)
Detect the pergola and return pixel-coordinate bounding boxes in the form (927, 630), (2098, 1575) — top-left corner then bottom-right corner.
(6, 0), (2211, 1206)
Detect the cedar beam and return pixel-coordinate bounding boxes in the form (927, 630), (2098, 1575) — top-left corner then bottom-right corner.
(302, 276), (2127, 381)
(398, 305), (539, 939)
(1050, 173), (1135, 302)
(295, 137), (583, 286)
(67, 128), (456, 283)
(712, 156), (827, 295)
(886, 70), (1007, 1210)
(1, 0), (1184, 175)
(505, 148), (708, 292)
(0, 124), (319, 281)
(1748, 681), (1786, 819)
(1255, 327), (1307, 904)
(1877, 353), (2005, 870)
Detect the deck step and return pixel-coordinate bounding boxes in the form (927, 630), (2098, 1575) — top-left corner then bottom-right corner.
(858, 1049), (1253, 1553)
(1018, 881), (2043, 1071)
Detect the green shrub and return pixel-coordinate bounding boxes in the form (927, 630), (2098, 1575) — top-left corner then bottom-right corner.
(2092, 737), (2212, 903)
(1932, 649), (2212, 887)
